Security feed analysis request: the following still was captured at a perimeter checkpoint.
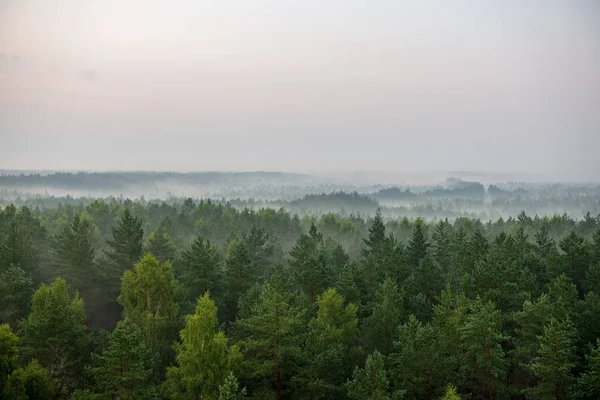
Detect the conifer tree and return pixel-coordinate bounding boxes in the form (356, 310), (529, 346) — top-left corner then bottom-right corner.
(0, 264), (33, 327)
(527, 318), (577, 399)
(145, 225), (176, 263)
(346, 351), (391, 400)
(218, 373), (248, 400)
(104, 209), (143, 282)
(363, 278), (404, 356)
(460, 298), (507, 400)
(407, 218), (430, 269)
(179, 237), (223, 308)
(236, 268), (305, 400)
(577, 339), (600, 399)
(85, 319), (157, 399)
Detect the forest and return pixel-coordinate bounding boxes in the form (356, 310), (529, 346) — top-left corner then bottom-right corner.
(1, 189), (600, 400)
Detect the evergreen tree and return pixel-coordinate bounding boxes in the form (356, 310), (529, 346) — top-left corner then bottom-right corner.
(163, 292), (241, 400)
(535, 225), (555, 260)
(0, 221), (37, 278)
(179, 237), (223, 308)
(407, 218), (430, 269)
(145, 225), (176, 263)
(224, 238), (256, 322)
(558, 231), (589, 295)
(218, 373), (248, 400)
(118, 254), (179, 373)
(104, 209), (143, 283)
(432, 219), (452, 271)
(20, 277), (89, 396)
(0, 264), (34, 327)
(390, 315), (442, 400)
(577, 339), (600, 399)
(86, 319), (157, 399)
(295, 288), (359, 399)
(346, 351), (391, 400)
(527, 318), (577, 399)
(289, 224), (332, 303)
(363, 278), (404, 356)
(362, 208), (386, 262)
(460, 298), (507, 400)
(236, 268), (305, 400)
(406, 256), (444, 308)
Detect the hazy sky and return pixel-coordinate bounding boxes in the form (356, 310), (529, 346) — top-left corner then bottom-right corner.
(1, 0), (599, 177)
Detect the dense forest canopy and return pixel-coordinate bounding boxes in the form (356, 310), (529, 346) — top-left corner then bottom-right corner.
(1, 172), (600, 399)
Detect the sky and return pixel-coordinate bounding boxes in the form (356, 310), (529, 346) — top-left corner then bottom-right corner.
(1, 0), (599, 178)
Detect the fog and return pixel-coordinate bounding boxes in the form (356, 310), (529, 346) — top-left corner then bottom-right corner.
(1, 0), (599, 177)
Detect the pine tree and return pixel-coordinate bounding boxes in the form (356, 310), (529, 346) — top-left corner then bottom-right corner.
(432, 219), (453, 271)
(407, 218), (430, 269)
(577, 339), (600, 399)
(86, 319), (157, 399)
(346, 351), (391, 400)
(558, 231), (589, 295)
(460, 298), (507, 400)
(527, 318), (577, 399)
(20, 277), (89, 396)
(390, 315), (442, 400)
(440, 385), (461, 400)
(535, 225), (555, 260)
(118, 254), (179, 373)
(363, 208), (386, 261)
(53, 213), (96, 291)
(0, 264), (33, 327)
(295, 288), (359, 399)
(179, 236), (223, 308)
(224, 239), (255, 322)
(289, 224), (332, 303)
(145, 225), (176, 263)
(0, 221), (37, 278)
(163, 292), (241, 400)
(218, 373), (248, 400)
(104, 209), (143, 283)
(363, 278), (404, 356)
(236, 268), (305, 400)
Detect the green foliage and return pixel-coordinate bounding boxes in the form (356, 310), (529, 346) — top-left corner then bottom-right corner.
(363, 278), (404, 356)
(460, 298), (507, 399)
(85, 319), (157, 399)
(577, 339), (600, 399)
(440, 384), (461, 400)
(53, 213), (96, 282)
(527, 318), (577, 399)
(0, 323), (19, 391)
(346, 351), (391, 400)
(179, 236), (223, 308)
(218, 372), (248, 400)
(145, 225), (176, 263)
(407, 218), (430, 269)
(104, 209), (143, 282)
(0, 264), (34, 327)
(118, 254), (179, 372)
(4, 359), (54, 400)
(236, 268), (305, 399)
(20, 277), (89, 396)
(163, 292), (241, 400)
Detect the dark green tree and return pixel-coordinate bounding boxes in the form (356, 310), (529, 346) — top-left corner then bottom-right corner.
(20, 277), (89, 396)
(145, 225), (176, 263)
(179, 237), (223, 309)
(84, 319), (157, 399)
(236, 268), (305, 400)
(4, 360), (54, 400)
(407, 218), (430, 269)
(346, 351), (391, 400)
(0, 264), (34, 327)
(577, 339), (600, 399)
(104, 209), (143, 282)
(363, 278), (404, 356)
(527, 318), (577, 399)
